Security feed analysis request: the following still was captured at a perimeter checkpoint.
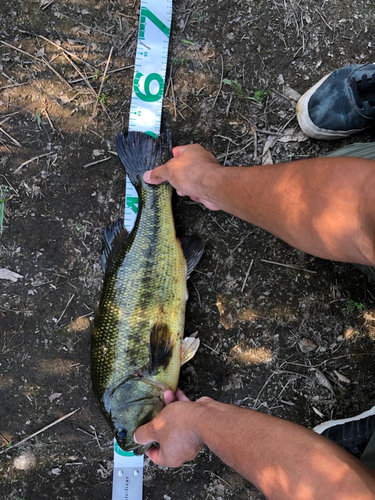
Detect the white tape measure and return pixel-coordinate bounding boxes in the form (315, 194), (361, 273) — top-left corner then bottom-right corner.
(124, 0), (173, 232)
(112, 1), (173, 499)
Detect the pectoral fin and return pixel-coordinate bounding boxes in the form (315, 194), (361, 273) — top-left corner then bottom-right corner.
(101, 218), (128, 273)
(180, 336), (200, 366)
(179, 236), (205, 278)
(149, 321), (174, 374)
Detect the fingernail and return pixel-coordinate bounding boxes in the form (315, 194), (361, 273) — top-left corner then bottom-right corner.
(143, 170), (151, 182)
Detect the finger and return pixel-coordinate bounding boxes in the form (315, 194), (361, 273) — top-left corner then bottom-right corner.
(145, 445), (164, 465)
(175, 388), (190, 401)
(143, 166), (167, 185)
(176, 190), (186, 197)
(164, 390), (176, 405)
(133, 422), (155, 445)
(172, 145), (186, 158)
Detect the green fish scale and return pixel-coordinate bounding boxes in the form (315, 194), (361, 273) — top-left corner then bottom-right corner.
(92, 181), (187, 405)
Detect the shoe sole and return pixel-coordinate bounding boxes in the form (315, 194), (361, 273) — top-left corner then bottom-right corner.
(296, 74), (367, 140)
(313, 405), (375, 435)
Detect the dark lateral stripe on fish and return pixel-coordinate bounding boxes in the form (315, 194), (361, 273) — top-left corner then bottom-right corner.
(115, 131), (173, 186)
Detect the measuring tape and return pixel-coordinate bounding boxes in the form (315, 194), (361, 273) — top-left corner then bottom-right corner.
(124, 0), (173, 232)
(112, 1), (173, 498)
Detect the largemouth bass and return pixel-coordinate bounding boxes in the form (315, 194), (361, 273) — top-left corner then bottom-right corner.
(91, 131), (204, 454)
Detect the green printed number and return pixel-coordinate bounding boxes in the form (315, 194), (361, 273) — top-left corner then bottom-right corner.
(126, 196), (139, 214)
(139, 7), (171, 39)
(133, 72), (164, 102)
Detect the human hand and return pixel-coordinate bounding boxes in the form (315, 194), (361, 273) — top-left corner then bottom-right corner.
(133, 388), (206, 467)
(143, 144), (223, 210)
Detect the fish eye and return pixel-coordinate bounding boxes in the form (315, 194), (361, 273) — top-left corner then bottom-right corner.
(116, 428), (128, 439)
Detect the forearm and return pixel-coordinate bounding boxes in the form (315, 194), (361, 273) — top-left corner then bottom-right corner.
(202, 156), (375, 265)
(195, 399), (375, 500)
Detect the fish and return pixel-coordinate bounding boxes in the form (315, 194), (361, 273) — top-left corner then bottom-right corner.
(91, 131), (204, 454)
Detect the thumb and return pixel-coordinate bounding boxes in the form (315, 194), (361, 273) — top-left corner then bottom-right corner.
(143, 164), (168, 185)
(133, 422), (155, 445)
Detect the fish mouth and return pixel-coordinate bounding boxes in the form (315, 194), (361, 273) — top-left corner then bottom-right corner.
(115, 438), (151, 455)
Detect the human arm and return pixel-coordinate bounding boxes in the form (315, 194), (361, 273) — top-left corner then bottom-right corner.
(144, 144), (375, 265)
(134, 390), (375, 500)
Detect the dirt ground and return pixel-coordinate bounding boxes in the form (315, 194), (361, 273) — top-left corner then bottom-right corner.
(1, 0), (375, 499)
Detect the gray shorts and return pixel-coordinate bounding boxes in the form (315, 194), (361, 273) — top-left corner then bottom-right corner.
(326, 143), (375, 281)
(327, 143), (375, 469)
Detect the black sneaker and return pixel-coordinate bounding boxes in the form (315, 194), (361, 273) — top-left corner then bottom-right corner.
(296, 63), (375, 139)
(313, 405), (375, 459)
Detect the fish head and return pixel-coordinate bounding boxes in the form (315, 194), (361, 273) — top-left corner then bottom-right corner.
(105, 377), (166, 453)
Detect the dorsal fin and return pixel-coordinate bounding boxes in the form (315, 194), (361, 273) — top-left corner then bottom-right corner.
(179, 235), (205, 277)
(101, 218), (129, 273)
(149, 321), (174, 375)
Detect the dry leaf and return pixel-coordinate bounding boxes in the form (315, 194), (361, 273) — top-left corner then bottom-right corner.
(0, 268), (23, 282)
(312, 406), (324, 418)
(48, 392), (62, 402)
(333, 370), (351, 384)
(314, 368), (334, 393)
(298, 338), (317, 354)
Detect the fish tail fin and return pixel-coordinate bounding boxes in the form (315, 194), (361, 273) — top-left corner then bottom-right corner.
(115, 131), (173, 186)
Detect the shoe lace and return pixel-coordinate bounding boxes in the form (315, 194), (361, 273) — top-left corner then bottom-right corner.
(349, 63), (375, 108)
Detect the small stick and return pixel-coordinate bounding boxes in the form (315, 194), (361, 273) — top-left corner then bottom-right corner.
(0, 41), (72, 89)
(61, 52), (96, 98)
(41, 0), (54, 10)
(92, 46), (113, 118)
(0, 409), (79, 455)
(170, 76), (177, 118)
(260, 259), (317, 274)
(55, 293), (75, 326)
(14, 152), (54, 174)
(0, 126), (21, 147)
(0, 111), (21, 125)
(69, 65), (134, 84)
(44, 109), (55, 132)
(83, 156), (112, 168)
(0, 82), (29, 91)
(18, 30), (96, 70)
(241, 259), (254, 292)
(213, 54), (224, 108)
(201, 342), (220, 355)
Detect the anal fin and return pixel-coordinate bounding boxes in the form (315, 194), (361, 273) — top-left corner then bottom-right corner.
(180, 336), (200, 366)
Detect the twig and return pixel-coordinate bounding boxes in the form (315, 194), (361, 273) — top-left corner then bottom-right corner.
(216, 138), (253, 160)
(213, 54), (224, 108)
(241, 259), (254, 292)
(55, 293), (75, 326)
(61, 52), (96, 98)
(44, 109), (55, 132)
(0, 111), (21, 126)
(41, 0), (54, 10)
(13, 152), (55, 174)
(0, 82), (29, 91)
(83, 156), (112, 168)
(0, 41), (72, 89)
(260, 259), (317, 274)
(92, 46), (113, 118)
(169, 75), (177, 119)
(0, 409), (79, 455)
(18, 30), (97, 70)
(69, 65), (134, 84)
(0, 126), (21, 147)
